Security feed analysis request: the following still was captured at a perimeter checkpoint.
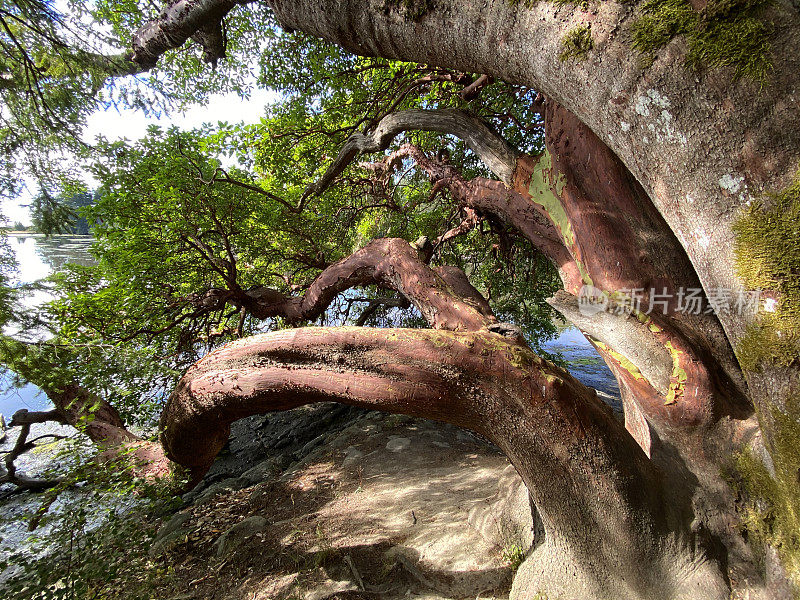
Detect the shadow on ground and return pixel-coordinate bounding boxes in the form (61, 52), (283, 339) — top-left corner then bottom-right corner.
(150, 406), (533, 600)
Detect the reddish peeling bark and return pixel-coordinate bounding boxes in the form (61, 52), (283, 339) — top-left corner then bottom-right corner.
(159, 233), (733, 598)
(299, 105), (763, 590)
(540, 103), (751, 422)
(17, 383), (171, 482)
(163, 328), (726, 599)
(349, 107), (751, 450)
(120, 2), (800, 595)
(230, 237), (497, 331)
(394, 144), (585, 292)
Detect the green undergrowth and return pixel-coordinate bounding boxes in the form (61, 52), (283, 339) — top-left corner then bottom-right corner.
(735, 388), (800, 590)
(631, 0), (773, 82)
(560, 25), (595, 61)
(733, 165), (800, 372)
(0, 443), (187, 600)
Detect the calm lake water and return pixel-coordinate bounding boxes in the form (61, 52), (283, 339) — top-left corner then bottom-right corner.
(0, 234), (94, 418)
(543, 326), (621, 406)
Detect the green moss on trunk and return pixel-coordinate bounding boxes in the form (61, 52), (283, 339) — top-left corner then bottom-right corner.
(733, 166), (800, 594)
(383, 0), (436, 21)
(735, 388), (800, 590)
(559, 25), (595, 61)
(733, 165), (800, 372)
(631, 0), (773, 82)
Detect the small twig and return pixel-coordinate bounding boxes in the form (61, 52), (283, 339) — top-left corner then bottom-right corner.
(344, 554), (365, 590)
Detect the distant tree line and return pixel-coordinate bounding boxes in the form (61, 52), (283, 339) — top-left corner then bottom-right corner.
(30, 191), (98, 235)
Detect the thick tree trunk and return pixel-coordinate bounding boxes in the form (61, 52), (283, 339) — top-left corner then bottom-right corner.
(131, 0), (800, 454)
(298, 102), (772, 592)
(131, 0), (800, 310)
(261, 0), (800, 338)
(163, 326), (728, 599)
(159, 237), (734, 599)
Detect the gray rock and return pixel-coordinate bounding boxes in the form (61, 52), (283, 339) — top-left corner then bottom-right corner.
(213, 515), (268, 558)
(386, 436), (411, 452)
(456, 430), (476, 443)
(149, 511), (193, 557)
(240, 458), (281, 485)
(296, 432), (327, 459)
(342, 446), (364, 468)
(190, 477), (249, 506)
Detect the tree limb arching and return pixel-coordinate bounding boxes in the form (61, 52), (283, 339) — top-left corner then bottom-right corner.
(0, 373), (170, 490)
(131, 0), (800, 358)
(162, 331), (726, 600)
(122, 3), (797, 595)
(303, 108), (520, 201)
(155, 228), (735, 598)
(229, 237), (498, 331)
(131, 0), (250, 68)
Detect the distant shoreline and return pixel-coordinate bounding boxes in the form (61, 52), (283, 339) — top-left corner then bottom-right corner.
(4, 232), (93, 237)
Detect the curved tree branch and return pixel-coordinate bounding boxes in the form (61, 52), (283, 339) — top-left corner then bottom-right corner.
(1, 363), (170, 488)
(0, 422), (64, 493)
(231, 237), (496, 332)
(131, 0), (250, 68)
(160, 324), (727, 599)
(304, 108), (520, 202)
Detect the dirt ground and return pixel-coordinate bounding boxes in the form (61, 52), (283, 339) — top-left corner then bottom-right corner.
(150, 411), (532, 600)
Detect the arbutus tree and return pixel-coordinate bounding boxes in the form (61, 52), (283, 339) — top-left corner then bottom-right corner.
(3, 0), (799, 599)
(146, 103), (754, 599)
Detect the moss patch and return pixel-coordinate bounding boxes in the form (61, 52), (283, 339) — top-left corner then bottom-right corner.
(733, 164), (800, 372)
(733, 165), (800, 592)
(631, 0), (773, 82)
(384, 0), (436, 21)
(559, 25), (595, 62)
(735, 388), (800, 589)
